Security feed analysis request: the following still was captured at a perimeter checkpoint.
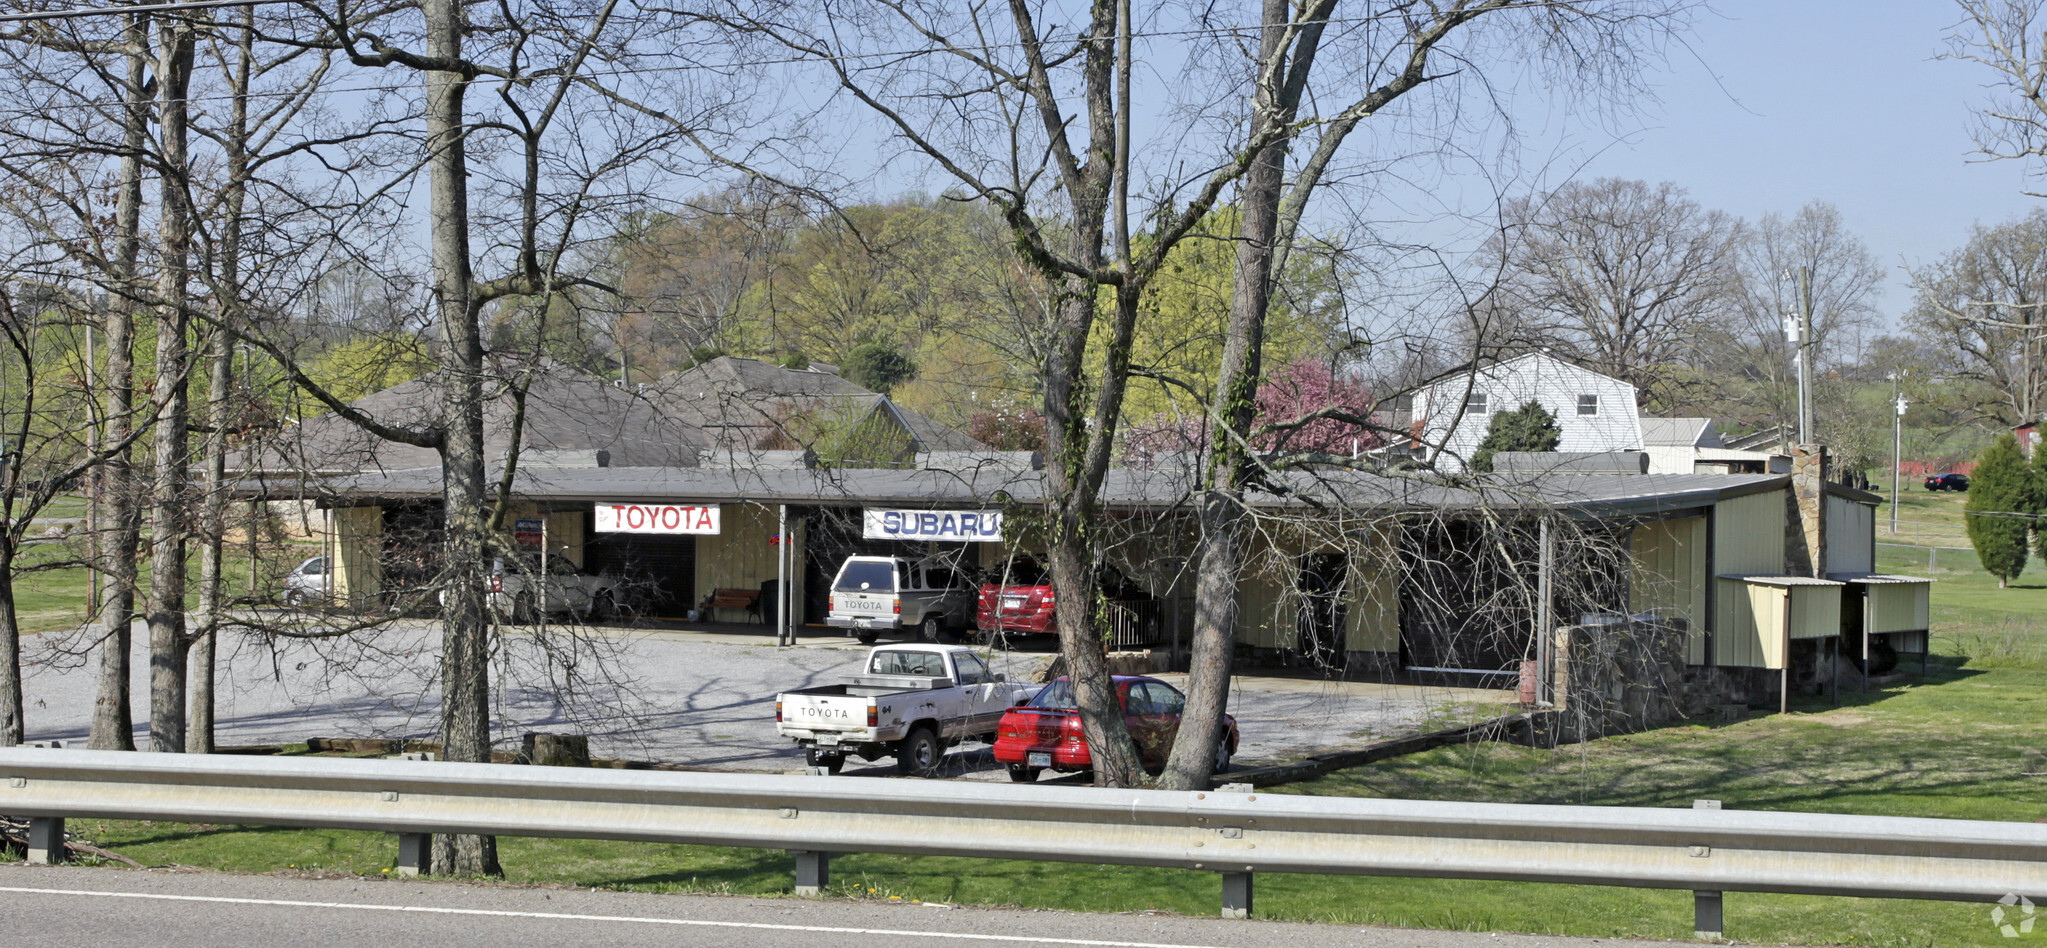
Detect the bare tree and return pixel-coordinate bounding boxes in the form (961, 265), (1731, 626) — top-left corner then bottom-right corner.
(1906, 210), (2047, 427)
(1720, 201), (1884, 441)
(0, 0), (157, 752)
(1949, 0), (2047, 197)
(1935, 0), (2047, 426)
(1492, 178), (1739, 411)
(143, 9), (200, 754)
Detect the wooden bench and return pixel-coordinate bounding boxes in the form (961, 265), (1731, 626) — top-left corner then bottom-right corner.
(707, 588), (761, 622)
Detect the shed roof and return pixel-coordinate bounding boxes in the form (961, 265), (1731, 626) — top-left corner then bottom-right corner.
(1639, 417), (1720, 448)
(1826, 573), (1936, 585)
(1718, 574), (1845, 587)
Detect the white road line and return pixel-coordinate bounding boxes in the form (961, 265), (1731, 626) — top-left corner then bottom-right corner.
(0, 885), (1236, 948)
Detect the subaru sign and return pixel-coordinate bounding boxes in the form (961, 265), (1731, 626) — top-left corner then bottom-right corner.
(863, 508), (1003, 543)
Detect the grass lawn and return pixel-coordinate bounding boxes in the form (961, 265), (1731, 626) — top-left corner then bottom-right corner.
(27, 493), (2047, 946)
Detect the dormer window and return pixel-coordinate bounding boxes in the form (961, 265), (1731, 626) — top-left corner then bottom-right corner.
(1465, 393), (1489, 415)
(1577, 394), (1599, 416)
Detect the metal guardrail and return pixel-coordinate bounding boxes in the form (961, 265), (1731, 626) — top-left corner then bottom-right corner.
(3, 748), (2045, 938)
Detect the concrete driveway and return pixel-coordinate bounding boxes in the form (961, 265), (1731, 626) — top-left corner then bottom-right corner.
(21, 616), (1512, 780)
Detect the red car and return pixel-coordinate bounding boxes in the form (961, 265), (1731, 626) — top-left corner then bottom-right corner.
(976, 558), (1057, 635)
(992, 675), (1238, 782)
(976, 560), (1158, 638)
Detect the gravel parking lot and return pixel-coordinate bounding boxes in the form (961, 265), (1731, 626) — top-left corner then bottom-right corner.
(22, 617), (1511, 780)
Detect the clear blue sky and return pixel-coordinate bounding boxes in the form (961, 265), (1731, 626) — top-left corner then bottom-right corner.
(1571, 0), (2036, 330)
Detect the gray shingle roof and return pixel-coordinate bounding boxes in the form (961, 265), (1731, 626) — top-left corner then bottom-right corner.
(649, 356), (987, 455)
(235, 356), (710, 474)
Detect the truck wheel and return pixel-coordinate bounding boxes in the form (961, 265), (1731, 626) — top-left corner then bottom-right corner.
(856, 631), (878, 645)
(806, 748), (844, 776)
(512, 593), (536, 625)
(591, 590), (616, 622)
(1005, 763), (1039, 783)
(919, 615), (942, 642)
(895, 726), (942, 777)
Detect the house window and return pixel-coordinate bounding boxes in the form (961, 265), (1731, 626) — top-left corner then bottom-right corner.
(1465, 393), (1489, 415)
(1382, 393), (1416, 428)
(1577, 394), (1599, 416)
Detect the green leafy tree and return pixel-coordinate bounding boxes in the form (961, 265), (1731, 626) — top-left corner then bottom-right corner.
(1470, 401), (1562, 473)
(2031, 434), (2047, 563)
(842, 340), (917, 394)
(299, 337), (434, 413)
(1966, 433), (2032, 587)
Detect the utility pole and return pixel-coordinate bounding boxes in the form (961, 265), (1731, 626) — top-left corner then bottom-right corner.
(1890, 373), (1905, 534)
(1797, 265), (1814, 444)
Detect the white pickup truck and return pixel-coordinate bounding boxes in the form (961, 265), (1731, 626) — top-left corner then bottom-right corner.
(775, 644), (1038, 776)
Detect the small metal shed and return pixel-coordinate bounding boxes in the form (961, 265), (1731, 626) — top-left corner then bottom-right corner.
(1717, 574), (1845, 670)
(1829, 572), (1935, 676)
(1720, 574), (1846, 711)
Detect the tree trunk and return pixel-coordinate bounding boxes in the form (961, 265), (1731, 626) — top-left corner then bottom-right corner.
(188, 325), (232, 754)
(1160, 0), (1288, 791)
(1025, 0), (1149, 790)
(0, 544), (22, 744)
(1043, 282), (1148, 788)
(189, 10), (256, 755)
(90, 19), (150, 753)
(147, 18), (196, 754)
(424, 0), (500, 876)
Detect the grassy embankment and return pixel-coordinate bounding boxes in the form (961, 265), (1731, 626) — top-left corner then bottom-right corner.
(31, 492), (2047, 946)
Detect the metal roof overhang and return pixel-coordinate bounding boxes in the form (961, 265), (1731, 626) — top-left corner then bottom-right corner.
(282, 466), (1794, 521)
(1718, 574), (1846, 587)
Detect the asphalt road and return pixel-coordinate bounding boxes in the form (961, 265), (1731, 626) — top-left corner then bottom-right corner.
(0, 865), (1675, 948)
(20, 617), (1498, 776)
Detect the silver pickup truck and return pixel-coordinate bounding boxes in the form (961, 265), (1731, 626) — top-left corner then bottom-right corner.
(775, 644), (1037, 776)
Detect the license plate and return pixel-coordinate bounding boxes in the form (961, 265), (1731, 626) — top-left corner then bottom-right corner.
(1027, 752), (1051, 767)
(1003, 597), (1025, 609)
(854, 618), (872, 629)
(817, 736), (840, 746)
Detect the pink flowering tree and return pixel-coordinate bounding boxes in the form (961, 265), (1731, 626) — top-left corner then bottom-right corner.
(1124, 358), (1379, 462)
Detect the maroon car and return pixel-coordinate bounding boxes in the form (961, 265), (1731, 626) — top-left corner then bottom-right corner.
(992, 675), (1238, 782)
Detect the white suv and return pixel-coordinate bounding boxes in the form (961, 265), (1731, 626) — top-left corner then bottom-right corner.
(825, 555), (977, 645)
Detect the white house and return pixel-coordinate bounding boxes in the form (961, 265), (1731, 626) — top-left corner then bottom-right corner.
(1396, 353), (1644, 472)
